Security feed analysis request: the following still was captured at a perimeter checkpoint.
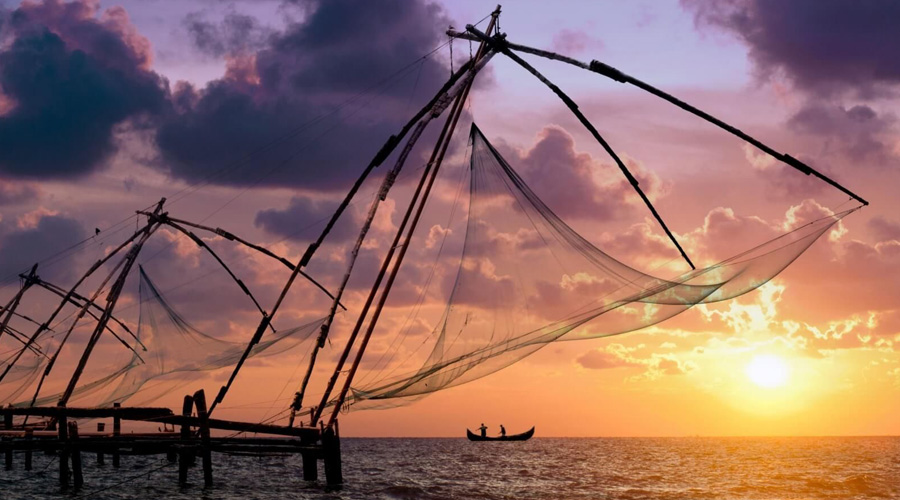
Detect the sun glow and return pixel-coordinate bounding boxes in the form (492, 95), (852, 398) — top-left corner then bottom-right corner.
(745, 354), (789, 388)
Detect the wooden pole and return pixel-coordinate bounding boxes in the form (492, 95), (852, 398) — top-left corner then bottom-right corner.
(322, 424), (342, 488)
(324, 7), (501, 428)
(301, 428), (318, 482)
(0, 220), (152, 386)
(207, 56), (487, 417)
(24, 429), (32, 471)
(96, 422), (105, 465)
(57, 205), (164, 408)
(0, 264), (36, 346)
(193, 390), (213, 488)
(3, 406), (11, 470)
(178, 394), (193, 486)
(58, 414), (69, 490)
(69, 421), (83, 490)
(312, 43), (499, 426)
(112, 402), (121, 468)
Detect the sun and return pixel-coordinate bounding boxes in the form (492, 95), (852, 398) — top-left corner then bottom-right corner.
(745, 354), (789, 388)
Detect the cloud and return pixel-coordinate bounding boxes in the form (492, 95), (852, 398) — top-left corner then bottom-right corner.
(254, 194), (357, 243)
(0, 211), (85, 283)
(551, 29), (602, 54)
(0, 179), (39, 205)
(497, 125), (666, 221)
(0, 0), (169, 178)
(156, 0), (452, 190)
(683, 0), (900, 98)
(787, 104), (897, 164)
(184, 10), (273, 58)
(868, 216), (900, 242)
(576, 348), (639, 370)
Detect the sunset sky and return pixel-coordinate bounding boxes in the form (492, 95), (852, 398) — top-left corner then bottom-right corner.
(0, 0), (898, 437)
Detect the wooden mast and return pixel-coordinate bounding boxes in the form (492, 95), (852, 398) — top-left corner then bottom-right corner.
(0, 216), (158, 385)
(0, 264), (38, 345)
(319, 6), (502, 427)
(206, 54), (494, 417)
(56, 199), (166, 407)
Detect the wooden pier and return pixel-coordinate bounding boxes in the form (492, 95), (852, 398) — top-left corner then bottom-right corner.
(0, 389), (342, 491)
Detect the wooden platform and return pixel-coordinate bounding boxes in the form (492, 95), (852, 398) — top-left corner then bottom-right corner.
(1, 389), (341, 491)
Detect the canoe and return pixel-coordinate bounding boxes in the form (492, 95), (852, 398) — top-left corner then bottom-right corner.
(466, 426), (534, 441)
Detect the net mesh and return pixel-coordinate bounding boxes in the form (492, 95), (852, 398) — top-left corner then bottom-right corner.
(2, 266), (321, 408)
(348, 124), (851, 407)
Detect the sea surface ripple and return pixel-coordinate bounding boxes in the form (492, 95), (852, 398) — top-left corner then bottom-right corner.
(1, 436), (898, 499)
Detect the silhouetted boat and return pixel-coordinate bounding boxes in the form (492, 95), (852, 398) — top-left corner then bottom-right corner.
(466, 427), (534, 441)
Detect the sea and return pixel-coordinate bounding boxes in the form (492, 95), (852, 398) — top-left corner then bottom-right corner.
(1, 437), (898, 499)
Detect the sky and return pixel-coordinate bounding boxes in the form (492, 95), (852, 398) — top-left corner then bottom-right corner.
(0, 0), (898, 437)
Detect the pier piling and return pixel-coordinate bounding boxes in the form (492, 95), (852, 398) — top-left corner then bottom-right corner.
(69, 421), (83, 490)
(178, 394), (193, 486)
(24, 429), (33, 470)
(112, 402), (121, 468)
(97, 422), (105, 465)
(3, 406), (11, 470)
(322, 424), (342, 488)
(58, 414), (69, 490)
(193, 390), (213, 488)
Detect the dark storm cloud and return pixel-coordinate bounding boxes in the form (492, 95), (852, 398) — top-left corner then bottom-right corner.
(683, 0), (900, 97)
(157, 0), (452, 190)
(0, 213), (85, 284)
(0, 0), (169, 178)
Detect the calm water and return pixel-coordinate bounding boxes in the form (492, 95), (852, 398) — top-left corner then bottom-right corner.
(1, 437), (898, 499)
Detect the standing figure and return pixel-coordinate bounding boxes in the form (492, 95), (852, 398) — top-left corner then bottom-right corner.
(478, 423), (488, 437)
(500, 424), (506, 438)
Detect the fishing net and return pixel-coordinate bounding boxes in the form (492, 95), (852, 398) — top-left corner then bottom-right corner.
(349, 123), (852, 407)
(92, 266), (323, 407)
(2, 266), (322, 408)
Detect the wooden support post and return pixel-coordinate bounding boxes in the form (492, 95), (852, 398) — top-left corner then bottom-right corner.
(322, 423), (342, 488)
(3, 406), (11, 470)
(112, 402), (121, 468)
(301, 449), (317, 481)
(24, 429), (32, 471)
(178, 394), (193, 486)
(58, 414), (69, 490)
(193, 390), (213, 488)
(2, 436), (10, 471)
(96, 422), (105, 465)
(69, 421), (83, 490)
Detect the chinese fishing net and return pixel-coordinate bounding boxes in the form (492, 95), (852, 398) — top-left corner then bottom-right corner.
(3, 266), (322, 407)
(347, 123), (853, 408)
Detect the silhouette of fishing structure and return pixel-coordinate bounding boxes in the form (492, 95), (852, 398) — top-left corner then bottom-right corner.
(0, 6), (867, 492)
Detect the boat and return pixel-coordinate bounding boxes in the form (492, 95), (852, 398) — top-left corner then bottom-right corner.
(467, 427), (535, 441)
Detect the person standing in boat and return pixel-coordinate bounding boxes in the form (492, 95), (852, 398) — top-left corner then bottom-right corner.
(500, 424), (506, 438)
(478, 423), (488, 437)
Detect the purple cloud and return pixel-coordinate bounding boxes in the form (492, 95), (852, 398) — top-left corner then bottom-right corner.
(156, 0), (453, 190)
(683, 0), (900, 97)
(0, 0), (168, 178)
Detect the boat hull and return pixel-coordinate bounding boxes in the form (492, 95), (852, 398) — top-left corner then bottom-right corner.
(466, 427), (534, 441)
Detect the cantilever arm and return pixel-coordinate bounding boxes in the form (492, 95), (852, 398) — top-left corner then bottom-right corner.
(139, 214), (346, 312)
(466, 26), (696, 270)
(164, 220), (276, 333)
(30, 276), (145, 350)
(28, 278), (146, 361)
(448, 29), (869, 207)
